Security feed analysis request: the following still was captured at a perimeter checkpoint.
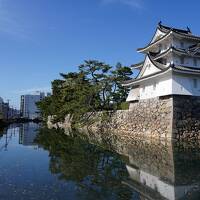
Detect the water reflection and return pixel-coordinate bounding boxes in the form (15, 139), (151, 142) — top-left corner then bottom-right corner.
(121, 139), (200, 200)
(0, 124), (136, 200)
(0, 123), (200, 200)
(19, 123), (40, 146)
(35, 128), (135, 200)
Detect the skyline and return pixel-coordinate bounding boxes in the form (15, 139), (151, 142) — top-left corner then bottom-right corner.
(1, 0), (200, 108)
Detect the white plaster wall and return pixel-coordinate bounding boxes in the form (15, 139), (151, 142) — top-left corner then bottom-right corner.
(139, 73), (172, 100)
(172, 74), (200, 96)
(141, 58), (161, 77)
(126, 87), (139, 101)
(151, 29), (165, 43)
(127, 73), (200, 102)
(173, 54), (200, 68)
(172, 37), (196, 49)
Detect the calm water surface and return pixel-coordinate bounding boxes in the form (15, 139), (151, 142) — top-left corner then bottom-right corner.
(0, 123), (200, 200)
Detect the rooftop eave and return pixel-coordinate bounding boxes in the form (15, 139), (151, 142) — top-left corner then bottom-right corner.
(153, 47), (200, 60)
(172, 66), (200, 75)
(131, 62), (144, 69)
(122, 67), (171, 87)
(137, 31), (172, 53)
(137, 31), (200, 54)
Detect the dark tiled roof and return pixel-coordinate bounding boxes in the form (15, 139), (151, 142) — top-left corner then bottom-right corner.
(189, 43), (200, 49)
(153, 46), (200, 60)
(158, 22), (191, 34)
(123, 61), (200, 86)
(138, 24), (200, 53)
(131, 61), (144, 68)
(172, 65), (200, 73)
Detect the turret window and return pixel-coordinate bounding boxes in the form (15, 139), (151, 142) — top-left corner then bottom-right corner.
(193, 79), (197, 88)
(158, 44), (162, 51)
(193, 58), (197, 66)
(180, 57), (184, 65)
(153, 83), (156, 90)
(162, 58), (167, 65)
(180, 41), (184, 49)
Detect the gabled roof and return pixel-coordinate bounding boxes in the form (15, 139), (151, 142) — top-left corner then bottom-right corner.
(158, 22), (191, 34)
(122, 55), (169, 86)
(137, 23), (200, 53)
(136, 54), (167, 79)
(122, 60), (200, 87)
(137, 30), (171, 53)
(122, 67), (171, 87)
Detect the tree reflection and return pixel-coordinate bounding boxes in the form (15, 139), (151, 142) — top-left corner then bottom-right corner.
(35, 128), (135, 200)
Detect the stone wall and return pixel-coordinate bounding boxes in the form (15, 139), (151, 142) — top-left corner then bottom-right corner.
(47, 95), (200, 140)
(87, 96), (173, 139)
(173, 95), (200, 140)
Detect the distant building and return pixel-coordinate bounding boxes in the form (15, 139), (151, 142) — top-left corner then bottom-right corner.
(0, 97), (19, 120)
(46, 92), (51, 97)
(20, 92), (45, 119)
(0, 99), (10, 120)
(0, 97), (3, 120)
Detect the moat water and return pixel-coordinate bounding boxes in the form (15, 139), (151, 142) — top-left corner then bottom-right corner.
(0, 123), (200, 200)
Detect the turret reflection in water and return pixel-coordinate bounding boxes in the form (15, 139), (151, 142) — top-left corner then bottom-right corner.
(1, 123), (200, 200)
(122, 139), (200, 200)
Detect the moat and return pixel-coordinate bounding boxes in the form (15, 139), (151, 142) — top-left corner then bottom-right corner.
(0, 123), (200, 200)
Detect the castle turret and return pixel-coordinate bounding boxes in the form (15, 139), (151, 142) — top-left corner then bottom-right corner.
(124, 23), (200, 105)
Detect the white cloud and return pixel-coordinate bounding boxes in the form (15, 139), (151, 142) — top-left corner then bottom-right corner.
(101, 0), (144, 9)
(13, 87), (51, 95)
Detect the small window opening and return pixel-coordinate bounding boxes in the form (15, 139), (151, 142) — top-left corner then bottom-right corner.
(193, 79), (197, 88)
(180, 41), (184, 48)
(153, 83), (156, 90)
(180, 57), (184, 65)
(193, 58), (197, 66)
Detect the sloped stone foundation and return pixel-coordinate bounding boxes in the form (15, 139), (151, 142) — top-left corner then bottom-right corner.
(87, 95), (200, 140)
(48, 95), (200, 141)
(173, 95), (200, 140)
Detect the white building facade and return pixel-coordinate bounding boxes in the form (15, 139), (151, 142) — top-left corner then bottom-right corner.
(124, 23), (200, 105)
(20, 92), (45, 119)
(0, 97), (4, 120)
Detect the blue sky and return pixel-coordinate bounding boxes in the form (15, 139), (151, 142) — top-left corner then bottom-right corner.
(0, 0), (200, 108)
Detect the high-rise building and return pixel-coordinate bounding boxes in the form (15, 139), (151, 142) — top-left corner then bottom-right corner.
(46, 92), (51, 97)
(0, 97), (4, 120)
(20, 92), (45, 119)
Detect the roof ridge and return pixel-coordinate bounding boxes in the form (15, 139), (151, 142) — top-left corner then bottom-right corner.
(158, 22), (191, 34)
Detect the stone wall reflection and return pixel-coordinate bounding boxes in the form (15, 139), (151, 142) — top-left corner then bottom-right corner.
(74, 128), (200, 200)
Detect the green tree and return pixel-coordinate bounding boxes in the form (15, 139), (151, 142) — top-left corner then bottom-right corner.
(37, 59), (133, 124)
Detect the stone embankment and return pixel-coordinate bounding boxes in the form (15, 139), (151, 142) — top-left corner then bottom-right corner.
(47, 95), (200, 141)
